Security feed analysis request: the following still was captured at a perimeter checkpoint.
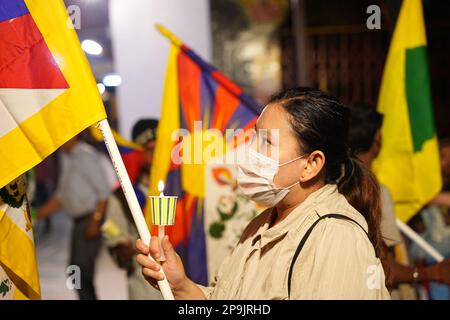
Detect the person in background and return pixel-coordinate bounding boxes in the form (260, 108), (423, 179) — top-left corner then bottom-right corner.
(408, 138), (450, 299)
(102, 119), (162, 300)
(438, 138), (450, 190)
(33, 154), (60, 234)
(347, 103), (450, 295)
(37, 134), (111, 300)
(422, 138), (450, 254)
(429, 138), (450, 206)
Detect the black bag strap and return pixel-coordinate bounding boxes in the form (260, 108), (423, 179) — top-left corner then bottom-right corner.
(287, 213), (369, 298)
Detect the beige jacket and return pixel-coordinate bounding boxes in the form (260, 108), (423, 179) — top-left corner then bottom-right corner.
(199, 184), (390, 299)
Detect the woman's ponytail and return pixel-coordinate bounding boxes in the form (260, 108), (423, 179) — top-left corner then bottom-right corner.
(338, 156), (390, 288)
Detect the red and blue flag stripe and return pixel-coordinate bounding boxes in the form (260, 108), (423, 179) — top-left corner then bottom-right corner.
(163, 43), (262, 285)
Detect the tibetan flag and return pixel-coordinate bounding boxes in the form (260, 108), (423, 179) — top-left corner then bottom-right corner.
(0, 0), (107, 189)
(0, 175), (40, 300)
(149, 26), (261, 285)
(373, 0), (441, 222)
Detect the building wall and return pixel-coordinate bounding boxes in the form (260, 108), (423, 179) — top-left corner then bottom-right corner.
(109, 0), (212, 138)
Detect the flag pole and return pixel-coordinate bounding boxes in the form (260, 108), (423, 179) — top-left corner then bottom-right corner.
(155, 23), (261, 115)
(396, 218), (444, 263)
(96, 119), (175, 300)
(155, 23), (183, 48)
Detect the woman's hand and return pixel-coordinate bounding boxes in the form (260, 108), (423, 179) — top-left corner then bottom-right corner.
(136, 236), (189, 294)
(136, 236), (207, 299)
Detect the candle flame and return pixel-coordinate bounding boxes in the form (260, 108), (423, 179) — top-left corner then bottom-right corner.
(158, 180), (165, 193)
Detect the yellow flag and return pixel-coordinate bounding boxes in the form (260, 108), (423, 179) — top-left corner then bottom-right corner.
(0, 175), (40, 300)
(0, 0), (107, 188)
(373, 0), (441, 222)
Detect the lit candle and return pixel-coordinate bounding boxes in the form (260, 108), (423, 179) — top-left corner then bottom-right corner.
(150, 179), (177, 262)
(158, 180), (165, 197)
(157, 179), (165, 261)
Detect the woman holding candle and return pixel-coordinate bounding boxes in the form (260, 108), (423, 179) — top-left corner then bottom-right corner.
(136, 87), (390, 299)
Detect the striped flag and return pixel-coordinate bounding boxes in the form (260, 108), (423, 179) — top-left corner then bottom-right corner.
(149, 26), (261, 285)
(0, 0), (107, 299)
(373, 0), (442, 222)
(0, 175), (40, 299)
(0, 0), (107, 188)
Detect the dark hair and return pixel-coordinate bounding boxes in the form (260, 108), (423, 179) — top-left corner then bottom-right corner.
(132, 118), (159, 145)
(347, 102), (383, 154)
(439, 137), (450, 149)
(268, 87), (389, 285)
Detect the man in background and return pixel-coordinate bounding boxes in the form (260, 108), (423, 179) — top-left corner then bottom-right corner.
(38, 134), (111, 300)
(102, 119), (162, 300)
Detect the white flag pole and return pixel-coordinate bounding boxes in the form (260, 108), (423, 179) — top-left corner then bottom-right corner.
(97, 119), (175, 300)
(396, 218), (444, 263)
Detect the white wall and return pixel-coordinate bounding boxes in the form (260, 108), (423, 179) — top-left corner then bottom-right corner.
(109, 0), (211, 138)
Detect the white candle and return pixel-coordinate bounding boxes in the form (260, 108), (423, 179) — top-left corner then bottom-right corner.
(157, 179), (166, 261)
(158, 225), (166, 261)
(158, 180), (165, 197)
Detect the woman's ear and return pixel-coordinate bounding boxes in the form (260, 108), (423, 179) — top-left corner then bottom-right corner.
(299, 151), (325, 182)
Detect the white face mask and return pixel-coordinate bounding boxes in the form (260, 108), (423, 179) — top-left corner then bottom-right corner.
(236, 148), (305, 207)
